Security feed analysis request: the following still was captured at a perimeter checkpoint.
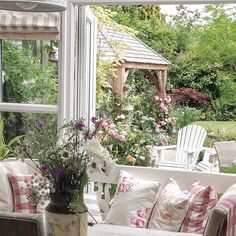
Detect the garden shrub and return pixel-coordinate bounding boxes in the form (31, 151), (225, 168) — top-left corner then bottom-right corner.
(173, 106), (201, 129)
(170, 87), (210, 107)
(2, 40), (57, 141)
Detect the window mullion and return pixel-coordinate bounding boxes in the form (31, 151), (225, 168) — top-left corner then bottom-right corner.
(0, 102), (58, 114)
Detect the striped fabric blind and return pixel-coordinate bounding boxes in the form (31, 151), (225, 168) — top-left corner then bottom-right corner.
(0, 10), (60, 40)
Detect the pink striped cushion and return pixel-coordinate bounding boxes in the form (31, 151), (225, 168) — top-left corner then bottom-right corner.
(180, 181), (217, 234)
(8, 173), (37, 214)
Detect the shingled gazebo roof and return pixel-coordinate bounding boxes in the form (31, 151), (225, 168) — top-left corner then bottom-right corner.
(98, 26), (170, 67)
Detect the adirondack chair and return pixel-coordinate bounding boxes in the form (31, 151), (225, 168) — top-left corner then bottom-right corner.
(196, 147), (219, 172)
(213, 141), (236, 171)
(156, 125), (207, 170)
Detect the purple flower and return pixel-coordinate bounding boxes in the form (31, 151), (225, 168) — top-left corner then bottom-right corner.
(36, 120), (45, 129)
(40, 164), (49, 174)
(84, 131), (93, 140)
(92, 116), (101, 128)
(52, 165), (65, 182)
(91, 116), (98, 124)
(74, 120), (85, 131)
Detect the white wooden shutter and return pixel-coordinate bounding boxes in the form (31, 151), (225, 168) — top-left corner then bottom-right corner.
(77, 6), (97, 125)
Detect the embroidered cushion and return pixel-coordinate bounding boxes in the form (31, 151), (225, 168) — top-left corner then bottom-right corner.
(104, 170), (161, 228)
(8, 173), (37, 214)
(180, 181), (217, 234)
(148, 178), (189, 232)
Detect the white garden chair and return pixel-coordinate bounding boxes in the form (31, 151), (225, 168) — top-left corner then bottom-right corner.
(155, 125), (207, 170)
(213, 141), (236, 171)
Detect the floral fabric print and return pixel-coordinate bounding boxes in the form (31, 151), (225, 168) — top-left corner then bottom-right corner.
(131, 208), (152, 228)
(117, 176), (137, 195)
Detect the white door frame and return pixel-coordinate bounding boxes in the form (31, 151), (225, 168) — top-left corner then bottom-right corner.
(73, 0), (236, 4)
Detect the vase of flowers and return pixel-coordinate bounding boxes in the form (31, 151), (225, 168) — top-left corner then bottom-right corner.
(22, 117), (114, 236)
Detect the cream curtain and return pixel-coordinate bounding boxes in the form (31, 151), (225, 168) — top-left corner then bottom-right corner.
(0, 10), (60, 40)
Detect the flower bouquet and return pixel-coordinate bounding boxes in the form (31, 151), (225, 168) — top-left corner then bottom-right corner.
(23, 117), (115, 214)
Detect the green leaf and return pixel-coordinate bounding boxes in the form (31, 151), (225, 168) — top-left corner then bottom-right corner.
(7, 135), (24, 147)
(0, 144), (9, 161)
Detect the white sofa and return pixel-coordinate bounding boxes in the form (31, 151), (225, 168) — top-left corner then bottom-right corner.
(0, 160), (236, 236)
(89, 164), (236, 236)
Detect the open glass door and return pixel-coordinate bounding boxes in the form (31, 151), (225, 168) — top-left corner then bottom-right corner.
(61, 5), (97, 126)
(76, 6), (97, 125)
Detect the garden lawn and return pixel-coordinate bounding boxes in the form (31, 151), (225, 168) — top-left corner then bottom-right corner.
(192, 121), (236, 140)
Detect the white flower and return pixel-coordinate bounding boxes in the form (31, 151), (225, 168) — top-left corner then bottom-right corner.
(86, 138), (114, 175)
(117, 114), (126, 120)
(86, 138), (104, 160)
(139, 156), (145, 161)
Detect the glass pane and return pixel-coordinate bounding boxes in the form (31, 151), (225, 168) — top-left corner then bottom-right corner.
(1, 112), (57, 147)
(2, 40), (58, 105)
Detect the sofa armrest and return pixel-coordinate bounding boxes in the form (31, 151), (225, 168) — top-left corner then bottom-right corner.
(203, 207), (227, 236)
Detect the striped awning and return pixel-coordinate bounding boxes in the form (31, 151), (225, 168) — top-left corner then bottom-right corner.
(0, 10), (60, 40)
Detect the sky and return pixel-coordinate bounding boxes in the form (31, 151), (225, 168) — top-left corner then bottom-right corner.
(160, 4), (204, 15)
(160, 4), (236, 16)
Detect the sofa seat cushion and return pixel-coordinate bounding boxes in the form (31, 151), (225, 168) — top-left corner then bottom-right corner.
(0, 160), (29, 212)
(89, 224), (201, 236)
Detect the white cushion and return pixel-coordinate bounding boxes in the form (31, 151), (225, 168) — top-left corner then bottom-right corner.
(89, 224), (201, 236)
(0, 160), (29, 212)
(148, 178), (189, 232)
(104, 170), (160, 228)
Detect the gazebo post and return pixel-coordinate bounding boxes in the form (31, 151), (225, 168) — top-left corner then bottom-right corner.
(113, 66), (130, 98)
(155, 70), (167, 99)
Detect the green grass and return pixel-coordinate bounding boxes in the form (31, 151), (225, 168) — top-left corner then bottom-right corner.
(192, 121), (236, 139)
(191, 121), (236, 147)
(222, 166), (236, 174)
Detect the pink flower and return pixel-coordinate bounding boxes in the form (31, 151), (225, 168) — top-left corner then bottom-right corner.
(113, 132), (120, 140)
(159, 120), (167, 126)
(162, 107), (168, 114)
(154, 95), (160, 101)
(160, 102), (166, 110)
(165, 95), (171, 104)
(117, 134), (125, 141)
(108, 129), (116, 137)
(110, 123), (116, 129)
(102, 121), (109, 128)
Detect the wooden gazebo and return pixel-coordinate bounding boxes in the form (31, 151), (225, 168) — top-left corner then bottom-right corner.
(98, 27), (171, 99)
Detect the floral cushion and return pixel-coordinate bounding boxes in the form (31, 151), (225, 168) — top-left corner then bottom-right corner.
(148, 178), (189, 232)
(104, 170), (160, 228)
(8, 173), (37, 214)
(180, 181), (217, 234)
